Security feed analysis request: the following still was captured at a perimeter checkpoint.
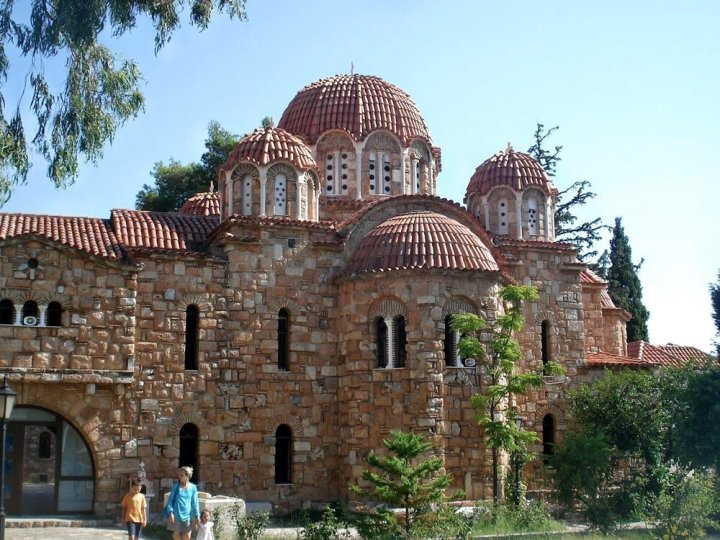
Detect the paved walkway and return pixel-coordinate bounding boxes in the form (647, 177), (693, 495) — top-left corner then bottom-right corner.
(6, 526), (128, 539)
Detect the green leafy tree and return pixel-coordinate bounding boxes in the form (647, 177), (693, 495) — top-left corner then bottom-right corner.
(350, 431), (453, 540)
(606, 217), (650, 342)
(711, 271), (720, 358)
(135, 120), (236, 211)
(527, 124), (607, 262)
(549, 430), (618, 532)
(674, 364), (720, 472)
(0, 0), (247, 205)
(452, 285), (564, 504)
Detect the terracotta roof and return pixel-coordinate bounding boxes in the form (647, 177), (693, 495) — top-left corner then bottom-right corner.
(627, 341), (684, 368)
(465, 147), (555, 201)
(111, 210), (219, 251)
(580, 269), (606, 284)
(344, 210), (499, 275)
(179, 191), (221, 216)
(600, 290), (618, 309)
(497, 237), (576, 251)
(0, 213), (123, 259)
(586, 351), (653, 368)
(658, 344), (714, 365)
(278, 74), (431, 145)
(221, 127), (316, 172)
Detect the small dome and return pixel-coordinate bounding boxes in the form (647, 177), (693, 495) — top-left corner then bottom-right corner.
(221, 127), (316, 172)
(345, 211), (498, 274)
(278, 74), (430, 144)
(465, 147), (552, 202)
(179, 191), (220, 216)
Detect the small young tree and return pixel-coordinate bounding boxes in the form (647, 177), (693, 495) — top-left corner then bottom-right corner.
(711, 270), (720, 358)
(452, 285), (564, 504)
(350, 431), (453, 540)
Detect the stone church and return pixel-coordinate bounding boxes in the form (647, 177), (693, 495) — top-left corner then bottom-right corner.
(0, 74), (655, 516)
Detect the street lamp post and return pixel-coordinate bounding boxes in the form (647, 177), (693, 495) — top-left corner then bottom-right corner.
(0, 376), (16, 540)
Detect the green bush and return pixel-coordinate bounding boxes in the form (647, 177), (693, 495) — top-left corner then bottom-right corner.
(654, 466), (718, 540)
(300, 506), (351, 540)
(229, 504), (270, 540)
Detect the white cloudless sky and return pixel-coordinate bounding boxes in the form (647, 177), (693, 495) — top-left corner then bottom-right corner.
(3, 0), (719, 352)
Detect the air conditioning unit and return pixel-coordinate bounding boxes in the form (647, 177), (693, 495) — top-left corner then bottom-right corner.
(462, 358), (476, 368)
(23, 316), (38, 326)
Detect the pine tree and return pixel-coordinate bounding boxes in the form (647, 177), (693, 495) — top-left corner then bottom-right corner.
(710, 271), (720, 358)
(350, 431), (453, 539)
(606, 218), (649, 342)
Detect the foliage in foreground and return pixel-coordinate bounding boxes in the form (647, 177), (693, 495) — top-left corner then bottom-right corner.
(229, 504), (270, 540)
(350, 431), (455, 539)
(300, 506), (352, 540)
(0, 1), (247, 204)
(453, 284), (564, 503)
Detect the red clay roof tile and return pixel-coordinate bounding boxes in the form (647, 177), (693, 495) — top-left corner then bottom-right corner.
(221, 127), (316, 173)
(465, 148), (555, 202)
(179, 191), (221, 216)
(344, 210), (498, 275)
(278, 74), (430, 145)
(586, 351), (654, 368)
(0, 213), (123, 259)
(111, 210), (218, 251)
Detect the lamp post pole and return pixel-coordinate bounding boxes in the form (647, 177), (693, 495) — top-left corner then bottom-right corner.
(0, 376), (17, 540)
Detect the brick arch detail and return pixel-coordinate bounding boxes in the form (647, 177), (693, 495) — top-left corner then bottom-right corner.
(267, 298), (301, 315)
(444, 296), (477, 316)
(182, 295), (212, 312)
(17, 385), (107, 473)
(265, 415), (303, 438)
(534, 402), (567, 432)
(169, 411), (204, 436)
(368, 297), (407, 320)
(534, 311), (558, 324)
(0, 290), (23, 303)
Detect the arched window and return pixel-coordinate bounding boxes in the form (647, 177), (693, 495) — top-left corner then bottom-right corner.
(393, 316), (407, 368)
(542, 414), (555, 458)
(242, 174), (253, 216)
(368, 152), (378, 194)
(381, 155), (392, 194)
(185, 305), (199, 370)
(274, 174), (287, 216)
(541, 320), (551, 374)
(38, 431), (53, 459)
(528, 197), (538, 235)
(497, 199), (509, 235)
(22, 300), (39, 325)
(179, 423), (199, 482)
(46, 301), (62, 327)
(278, 308), (290, 371)
(375, 317), (388, 368)
(275, 424), (292, 484)
(0, 299), (13, 325)
(444, 315), (460, 368)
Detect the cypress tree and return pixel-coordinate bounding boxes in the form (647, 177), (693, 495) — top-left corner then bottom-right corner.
(607, 217), (649, 342)
(710, 271), (720, 358)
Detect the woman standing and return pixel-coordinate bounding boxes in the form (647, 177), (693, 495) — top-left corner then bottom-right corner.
(163, 466), (200, 540)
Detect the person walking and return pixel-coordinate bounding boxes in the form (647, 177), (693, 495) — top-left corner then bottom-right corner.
(163, 466), (200, 540)
(196, 509), (215, 540)
(121, 479), (147, 540)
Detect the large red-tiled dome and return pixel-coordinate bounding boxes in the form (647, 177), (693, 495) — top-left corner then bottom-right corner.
(345, 211), (498, 274)
(278, 74), (431, 145)
(179, 191), (220, 216)
(220, 127), (316, 172)
(465, 148), (553, 201)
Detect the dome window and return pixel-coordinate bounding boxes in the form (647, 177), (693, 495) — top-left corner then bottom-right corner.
(242, 175), (253, 216)
(274, 174), (287, 216)
(528, 197), (538, 235)
(497, 199), (509, 235)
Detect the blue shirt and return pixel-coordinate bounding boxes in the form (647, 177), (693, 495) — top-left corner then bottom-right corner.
(163, 482), (199, 522)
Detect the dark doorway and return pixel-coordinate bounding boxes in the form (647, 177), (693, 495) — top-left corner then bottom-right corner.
(179, 423), (199, 482)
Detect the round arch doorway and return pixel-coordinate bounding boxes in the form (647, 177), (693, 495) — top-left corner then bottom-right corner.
(3, 406), (95, 515)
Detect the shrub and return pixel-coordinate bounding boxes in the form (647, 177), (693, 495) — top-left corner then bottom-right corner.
(300, 506), (351, 540)
(654, 465), (718, 540)
(229, 504), (270, 540)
